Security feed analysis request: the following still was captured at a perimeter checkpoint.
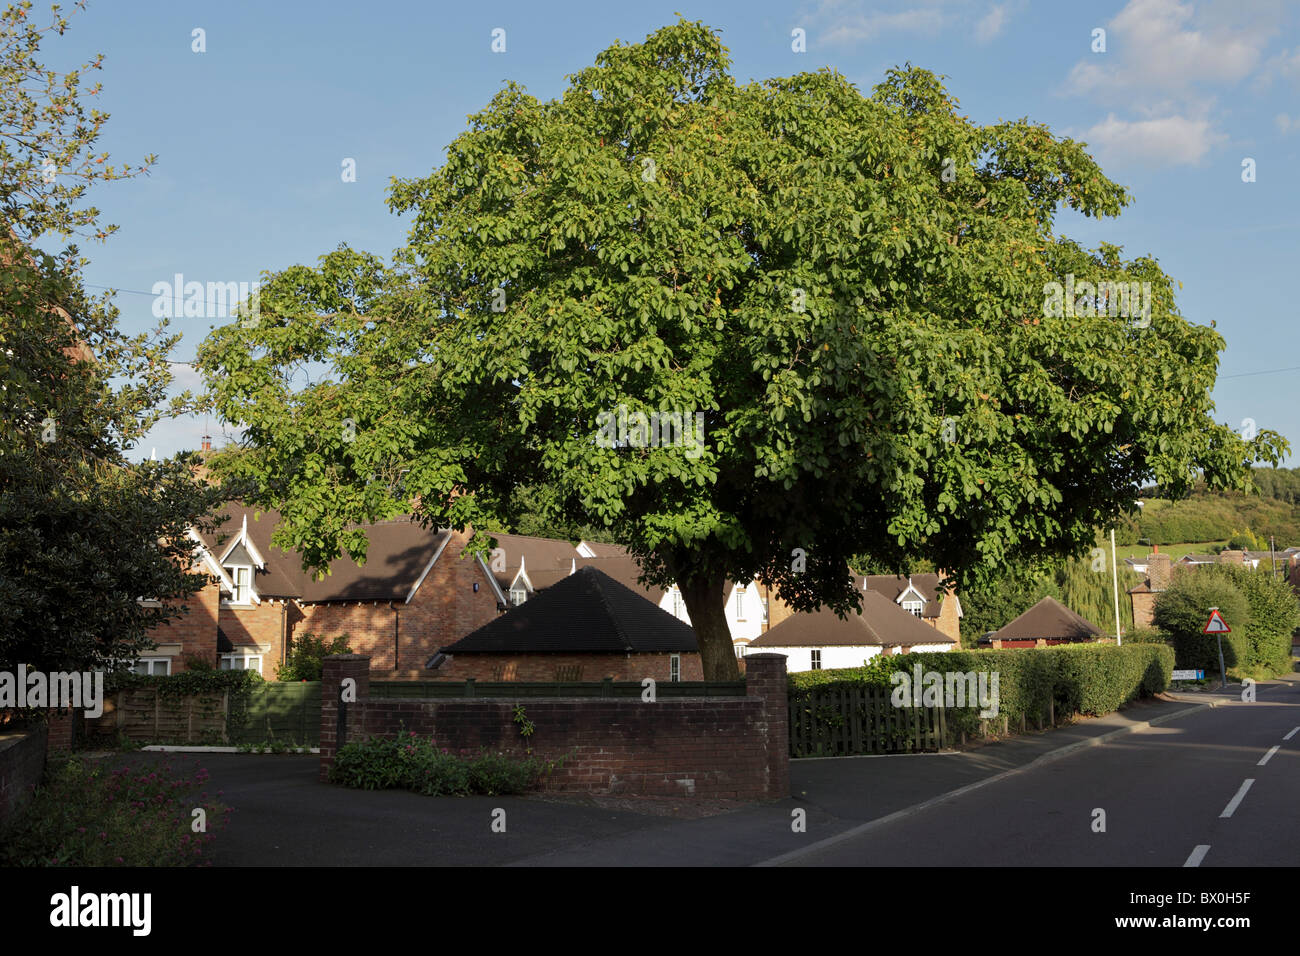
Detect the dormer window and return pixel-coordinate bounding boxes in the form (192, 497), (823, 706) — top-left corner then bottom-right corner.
(509, 586), (527, 606)
(902, 599), (924, 617)
(225, 565), (253, 605)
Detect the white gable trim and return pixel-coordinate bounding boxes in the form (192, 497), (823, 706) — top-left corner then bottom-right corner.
(188, 528), (235, 595)
(218, 513), (267, 570)
(476, 554), (510, 606)
(404, 531), (455, 605)
(576, 541), (598, 558)
(897, 581), (928, 605)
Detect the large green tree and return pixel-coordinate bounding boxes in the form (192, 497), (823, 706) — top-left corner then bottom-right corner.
(0, 1), (228, 682)
(199, 19), (1285, 679)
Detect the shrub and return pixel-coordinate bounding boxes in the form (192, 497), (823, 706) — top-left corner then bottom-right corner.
(329, 730), (554, 796)
(0, 755), (228, 867)
(276, 633), (352, 682)
(1152, 568), (1251, 672)
(789, 643), (1174, 748)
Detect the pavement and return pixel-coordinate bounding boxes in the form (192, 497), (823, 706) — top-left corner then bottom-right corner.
(80, 681), (1276, 866)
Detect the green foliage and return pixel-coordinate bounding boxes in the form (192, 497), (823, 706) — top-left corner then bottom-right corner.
(512, 704), (535, 738)
(0, 3), (232, 677)
(1152, 568), (1252, 673)
(0, 754), (228, 866)
(1221, 565), (1299, 676)
(276, 633), (352, 682)
(197, 18), (1284, 681)
(790, 644), (1174, 743)
(328, 730), (556, 796)
(1137, 490), (1300, 548)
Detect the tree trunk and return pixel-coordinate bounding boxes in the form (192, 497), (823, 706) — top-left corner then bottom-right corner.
(678, 572), (740, 681)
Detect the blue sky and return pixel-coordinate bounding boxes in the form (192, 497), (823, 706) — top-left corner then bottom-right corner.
(45, 0), (1300, 462)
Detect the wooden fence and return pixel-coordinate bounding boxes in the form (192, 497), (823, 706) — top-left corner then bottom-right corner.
(89, 682), (321, 746)
(789, 685), (948, 757)
(370, 679), (747, 699)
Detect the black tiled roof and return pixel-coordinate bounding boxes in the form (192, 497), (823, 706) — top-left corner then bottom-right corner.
(440, 566), (698, 654)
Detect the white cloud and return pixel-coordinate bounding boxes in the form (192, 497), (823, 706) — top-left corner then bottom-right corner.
(1082, 113), (1226, 166)
(818, 5), (947, 46)
(1276, 113), (1297, 134)
(1065, 0), (1276, 105)
(975, 4), (1009, 43)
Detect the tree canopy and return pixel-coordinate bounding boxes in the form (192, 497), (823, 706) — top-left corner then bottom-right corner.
(198, 18), (1286, 678)
(0, 1), (228, 682)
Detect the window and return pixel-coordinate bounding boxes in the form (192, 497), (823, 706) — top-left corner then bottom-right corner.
(131, 657), (171, 676)
(761, 599), (769, 624)
(509, 587), (527, 606)
(220, 653), (262, 674)
(735, 588), (745, 621)
(902, 600), (924, 617)
(224, 565), (252, 605)
(811, 649), (822, 670)
(735, 642), (747, 658)
(669, 654), (681, 682)
(672, 588), (684, 619)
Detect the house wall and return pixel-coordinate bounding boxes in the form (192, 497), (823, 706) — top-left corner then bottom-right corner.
(929, 593), (962, 644)
(297, 530), (503, 673)
(430, 651), (704, 683)
(320, 653), (790, 800)
(1131, 591), (1158, 629)
(139, 580), (222, 672)
(753, 645), (886, 672)
(219, 598), (294, 678)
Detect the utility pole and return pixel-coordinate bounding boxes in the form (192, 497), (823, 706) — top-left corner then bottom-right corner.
(1271, 535), (1277, 580)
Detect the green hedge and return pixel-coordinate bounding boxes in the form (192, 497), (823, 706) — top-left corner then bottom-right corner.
(789, 644), (1174, 740)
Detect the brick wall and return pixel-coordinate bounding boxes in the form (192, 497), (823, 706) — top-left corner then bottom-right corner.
(430, 651), (704, 682)
(320, 653), (790, 800)
(1131, 590), (1157, 629)
(140, 581), (221, 671)
(0, 724), (47, 828)
(298, 530), (503, 673)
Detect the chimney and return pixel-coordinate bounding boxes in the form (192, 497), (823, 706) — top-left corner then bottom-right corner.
(1148, 553), (1172, 591)
(1218, 549), (1245, 567)
(200, 434), (212, 453)
(1152, 544), (1159, 554)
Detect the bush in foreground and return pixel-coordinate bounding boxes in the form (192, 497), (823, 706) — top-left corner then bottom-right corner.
(0, 755), (228, 867)
(329, 732), (558, 796)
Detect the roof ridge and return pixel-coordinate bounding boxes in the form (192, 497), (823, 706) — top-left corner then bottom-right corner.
(584, 566), (636, 652)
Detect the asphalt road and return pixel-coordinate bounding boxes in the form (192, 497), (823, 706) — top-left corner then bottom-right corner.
(780, 677), (1300, 866)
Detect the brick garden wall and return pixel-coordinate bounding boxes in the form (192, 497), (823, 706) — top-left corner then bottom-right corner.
(320, 653), (789, 801)
(0, 723), (48, 827)
(430, 651), (704, 682)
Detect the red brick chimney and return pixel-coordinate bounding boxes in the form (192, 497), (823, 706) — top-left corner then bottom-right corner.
(1148, 552), (1172, 591)
(200, 434), (212, 453)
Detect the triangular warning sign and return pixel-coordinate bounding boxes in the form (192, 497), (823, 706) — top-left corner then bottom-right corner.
(1203, 609), (1231, 634)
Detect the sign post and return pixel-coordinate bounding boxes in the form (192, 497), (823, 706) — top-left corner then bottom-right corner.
(1203, 607), (1231, 689)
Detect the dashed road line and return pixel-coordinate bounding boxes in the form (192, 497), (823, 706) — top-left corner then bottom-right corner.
(1284, 726), (1299, 741)
(1184, 844), (1211, 867)
(1258, 745), (1280, 766)
(1220, 779), (1255, 818)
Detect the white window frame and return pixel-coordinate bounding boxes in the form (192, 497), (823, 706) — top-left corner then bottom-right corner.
(669, 653), (681, 682)
(902, 600), (924, 617)
(735, 588), (745, 621)
(223, 564), (254, 606)
(672, 588), (684, 619)
(509, 587), (528, 606)
(132, 657), (171, 676)
(220, 652), (262, 674)
(811, 649), (822, 670)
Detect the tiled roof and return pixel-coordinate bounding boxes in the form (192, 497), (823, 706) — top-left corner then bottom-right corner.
(993, 597), (1102, 641)
(748, 590), (954, 648)
(857, 573), (946, 619)
(441, 566), (698, 654)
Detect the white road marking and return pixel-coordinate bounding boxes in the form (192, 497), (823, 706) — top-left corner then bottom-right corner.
(1184, 844), (1211, 867)
(1258, 745), (1280, 766)
(1220, 779), (1255, 818)
(1284, 726), (1299, 741)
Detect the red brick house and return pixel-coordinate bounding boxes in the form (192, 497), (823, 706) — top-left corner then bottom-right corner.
(137, 505), (508, 679)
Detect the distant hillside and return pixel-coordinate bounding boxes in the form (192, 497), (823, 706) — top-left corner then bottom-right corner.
(1119, 468), (1300, 549)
